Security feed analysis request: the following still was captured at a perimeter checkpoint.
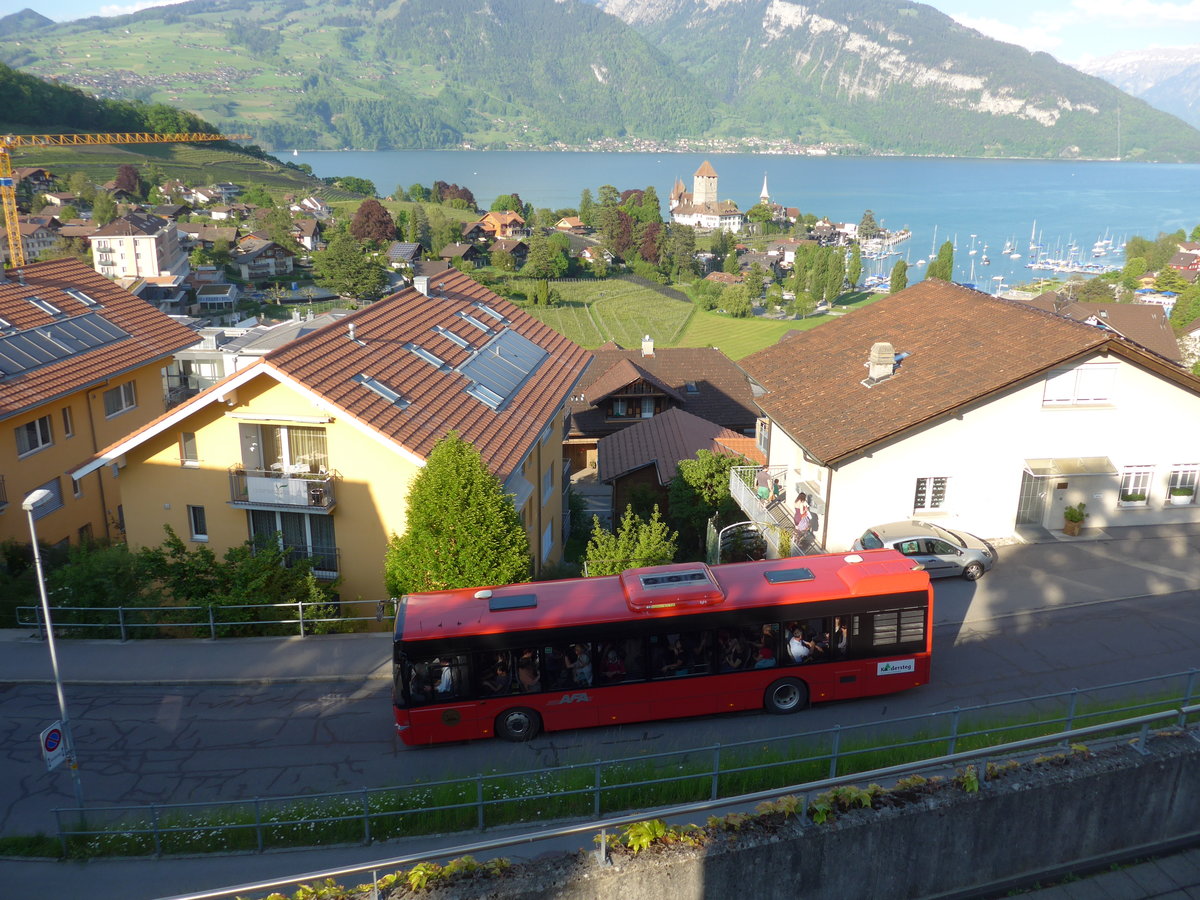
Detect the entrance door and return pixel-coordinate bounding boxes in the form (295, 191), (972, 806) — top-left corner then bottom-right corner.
(1015, 470), (1047, 525)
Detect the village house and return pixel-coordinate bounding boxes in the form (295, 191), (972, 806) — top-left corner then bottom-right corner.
(87, 211), (190, 282)
(230, 239), (295, 282)
(71, 269), (592, 603)
(0, 259), (199, 547)
(669, 161), (745, 233)
(732, 279), (1200, 558)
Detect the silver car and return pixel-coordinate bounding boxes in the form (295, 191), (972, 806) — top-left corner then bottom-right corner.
(852, 520), (997, 581)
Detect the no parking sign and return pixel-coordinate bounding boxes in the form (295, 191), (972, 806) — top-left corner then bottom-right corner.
(40, 721), (65, 772)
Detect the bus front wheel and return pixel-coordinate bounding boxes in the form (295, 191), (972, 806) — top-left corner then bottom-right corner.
(496, 707), (541, 742)
(765, 678), (808, 714)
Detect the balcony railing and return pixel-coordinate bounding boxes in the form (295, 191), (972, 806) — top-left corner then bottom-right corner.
(283, 545), (340, 579)
(229, 467), (337, 511)
(729, 465), (822, 557)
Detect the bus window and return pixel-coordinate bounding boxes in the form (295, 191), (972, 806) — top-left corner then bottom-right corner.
(515, 648), (541, 693)
(564, 642), (593, 687)
(755, 623), (779, 668)
(477, 651), (514, 696)
(399, 654), (467, 705)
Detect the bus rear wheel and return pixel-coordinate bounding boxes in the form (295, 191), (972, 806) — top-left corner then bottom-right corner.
(765, 678), (808, 714)
(496, 707), (541, 742)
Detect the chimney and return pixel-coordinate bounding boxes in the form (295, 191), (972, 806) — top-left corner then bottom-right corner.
(867, 341), (894, 382)
(347, 322), (357, 342)
(641, 334), (654, 357)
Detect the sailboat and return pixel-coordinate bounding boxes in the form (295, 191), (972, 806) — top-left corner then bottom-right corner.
(968, 234), (978, 256)
(292, 149), (299, 157)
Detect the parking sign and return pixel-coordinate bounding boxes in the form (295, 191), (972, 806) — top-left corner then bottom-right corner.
(40, 721), (66, 772)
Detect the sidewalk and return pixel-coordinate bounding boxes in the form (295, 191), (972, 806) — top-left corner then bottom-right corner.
(0, 629), (394, 686)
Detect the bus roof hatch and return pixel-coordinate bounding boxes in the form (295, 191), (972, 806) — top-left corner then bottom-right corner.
(620, 563), (725, 612)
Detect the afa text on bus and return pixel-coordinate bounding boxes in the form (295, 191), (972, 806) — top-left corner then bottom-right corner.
(392, 550), (932, 745)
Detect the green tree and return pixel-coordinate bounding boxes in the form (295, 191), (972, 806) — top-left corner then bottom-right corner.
(722, 248), (740, 275)
(858, 209), (881, 240)
(926, 241), (954, 281)
(847, 244), (863, 288)
(66, 170), (96, 204)
(823, 251), (846, 303)
(520, 230), (568, 279)
(312, 230), (387, 299)
(491, 193), (523, 213)
(264, 207), (303, 255)
(584, 505), (677, 576)
(1156, 267), (1188, 293)
(890, 259), (909, 294)
(241, 184), (274, 207)
(407, 183), (430, 202)
(662, 224), (697, 280)
(1077, 277), (1116, 302)
(722, 282), (753, 317)
(746, 202), (774, 229)
(383, 432), (531, 595)
(667, 450), (743, 556)
(407, 204), (431, 249)
(113, 164), (145, 199)
(1190, 224), (1200, 242)
(337, 176), (376, 197)
(47, 542), (159, 609)
(91, 192), (117, 226)
(579, 188), (595, 226)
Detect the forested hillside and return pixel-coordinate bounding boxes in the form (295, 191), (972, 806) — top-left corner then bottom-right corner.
(4, 0), (1199, 160)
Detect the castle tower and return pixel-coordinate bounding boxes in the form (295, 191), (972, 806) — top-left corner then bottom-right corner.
(693, 160), (718, 207)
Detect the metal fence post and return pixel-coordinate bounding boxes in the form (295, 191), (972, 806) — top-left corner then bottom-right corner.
(35, 603), (45, 642)
(118, 606), (127, 643)
(947, 708), (961, 755)
(476, 775), (485, 831)
(797, 791), (807, 829)
(361, 789), (371, 844)
(1133, 720), (1152, 756)
(298, 601), (305, 637)
(711, 744), (722, 800)
(1065, 688), (1079, 732)
(151, 804), (161, 857)
(208, 605), (216, 641)
(828, 725), (841, 779)
(55, 808), (66, 857)
(254, 798), (263, 853)
(1185, 669), (1198, 707)
(594, 760), (604, 817)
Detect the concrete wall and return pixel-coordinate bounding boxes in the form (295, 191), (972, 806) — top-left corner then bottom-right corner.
(448, 734), (1199, 899)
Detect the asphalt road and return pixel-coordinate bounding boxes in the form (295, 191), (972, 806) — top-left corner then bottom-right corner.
(4, 527), (1200, 845)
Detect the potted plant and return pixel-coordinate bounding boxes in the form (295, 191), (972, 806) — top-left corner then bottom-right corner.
(1169, 486), (1194, 506)
(1063, 502), (1087, 536)
(1120, 492), (1148, 506)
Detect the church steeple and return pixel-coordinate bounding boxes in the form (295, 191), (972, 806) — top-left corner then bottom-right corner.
(760, 172), (770, 204)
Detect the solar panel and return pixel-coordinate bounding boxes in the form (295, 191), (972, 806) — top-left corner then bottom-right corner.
(0, 312), (130, 377)
(457, 330), (548, 411)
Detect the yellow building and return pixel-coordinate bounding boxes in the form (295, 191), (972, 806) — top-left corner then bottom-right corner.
(72, 270), (592, 604)
(0, 259), (199, 548)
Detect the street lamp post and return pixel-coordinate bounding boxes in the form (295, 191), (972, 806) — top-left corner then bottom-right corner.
(22, 489), (85, 812)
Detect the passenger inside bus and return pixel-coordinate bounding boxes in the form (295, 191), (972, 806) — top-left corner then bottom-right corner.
(482, 661), (511, 695)
(517, 649), (541, 692)
(602, 647), (626, 681)
(569, 643), (593, 686)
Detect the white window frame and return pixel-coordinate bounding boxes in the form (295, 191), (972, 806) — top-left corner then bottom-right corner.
(1168, 464), (1199, 505)
(103, 381), (137, 418)
(1042, 363), (1117, 406)
(180, 432), (199, 467)
(541, 519), (554, 563)
(756, 418), (770, 455)
(611, 397), (627, 417)
(913, 476), (949, 513)
(62, 406), (74, 438)
(16, 415), (53, 457)
(641, 397), (654, 418)
(188, 505), (209, 541)
(542, 464), (553, 503)
(1119, 465), (1153, 507)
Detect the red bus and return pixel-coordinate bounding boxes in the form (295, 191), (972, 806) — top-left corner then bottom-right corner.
(392, 551), (932, 745)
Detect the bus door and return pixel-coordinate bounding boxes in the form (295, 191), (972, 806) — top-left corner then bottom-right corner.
(591, 638), (650, 726)
(647, 631), (721, 719)
(539, 643), (601, 731)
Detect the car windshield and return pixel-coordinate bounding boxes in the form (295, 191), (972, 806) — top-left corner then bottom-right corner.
(929, 524), (967, 547)
(858, 530), (884, 550)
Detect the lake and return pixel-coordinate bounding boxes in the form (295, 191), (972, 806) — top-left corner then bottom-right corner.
(277, 150), (1200, 289)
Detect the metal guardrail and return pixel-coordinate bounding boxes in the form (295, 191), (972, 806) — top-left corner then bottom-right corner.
(51, 668), (1199, 861)
(16, 598), (393, 641)
(155, 701), (1200, 900)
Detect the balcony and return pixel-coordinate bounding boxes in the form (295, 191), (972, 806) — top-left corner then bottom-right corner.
(283, 545), (340, 580)
(229, 467), (337, 511)
(729, 465), (822, 558)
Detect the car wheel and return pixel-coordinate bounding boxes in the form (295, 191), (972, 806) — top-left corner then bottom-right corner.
(962, 562), (985, 581)
(495, 707), (541, 742)
(764, 678), (808, 714)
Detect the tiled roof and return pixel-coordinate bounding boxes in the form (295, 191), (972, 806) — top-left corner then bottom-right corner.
(0, 259), (199, 421)
(90, 211), (168, 238)
(694, 160), (718, 177)
(1019, 293), (1182, 363)
(265, 269), (592, 478)
(598, 406), (764, 484)
(740, 278), (1198, 465)
(586, 358), (684, 405)
(568, 346), (758, 440)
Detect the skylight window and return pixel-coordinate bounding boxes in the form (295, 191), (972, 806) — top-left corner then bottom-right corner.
(63, 288), (99, 307)
(455, 311), (494, 334)
(404, 342), (448, 370)
(352, 373), (409, 409)
(28, 296), (63, 316)
(470, 301), (510, 326)
(432, 325), (472, 350)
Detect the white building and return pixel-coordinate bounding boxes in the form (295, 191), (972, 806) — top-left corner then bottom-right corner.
(88, 212), (189, 282)
(733, 279), (1200, 556)
(669, 161), (745, 233)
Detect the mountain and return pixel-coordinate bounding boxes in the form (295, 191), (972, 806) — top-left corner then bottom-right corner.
(588, 0), (1200, 161)
(1077, 47), (1200, 130)
(0, 7), (53, 38)
(3, 0), (1200, 161)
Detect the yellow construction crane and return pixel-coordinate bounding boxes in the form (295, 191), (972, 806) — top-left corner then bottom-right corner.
(1, 131), (249, 267)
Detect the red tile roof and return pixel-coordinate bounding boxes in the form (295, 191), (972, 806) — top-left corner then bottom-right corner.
(740, 278), (1200, 465)
(0, 258), (199, 421)
(1018, 293), (1182, 363)
(265, 269), (592, 478)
